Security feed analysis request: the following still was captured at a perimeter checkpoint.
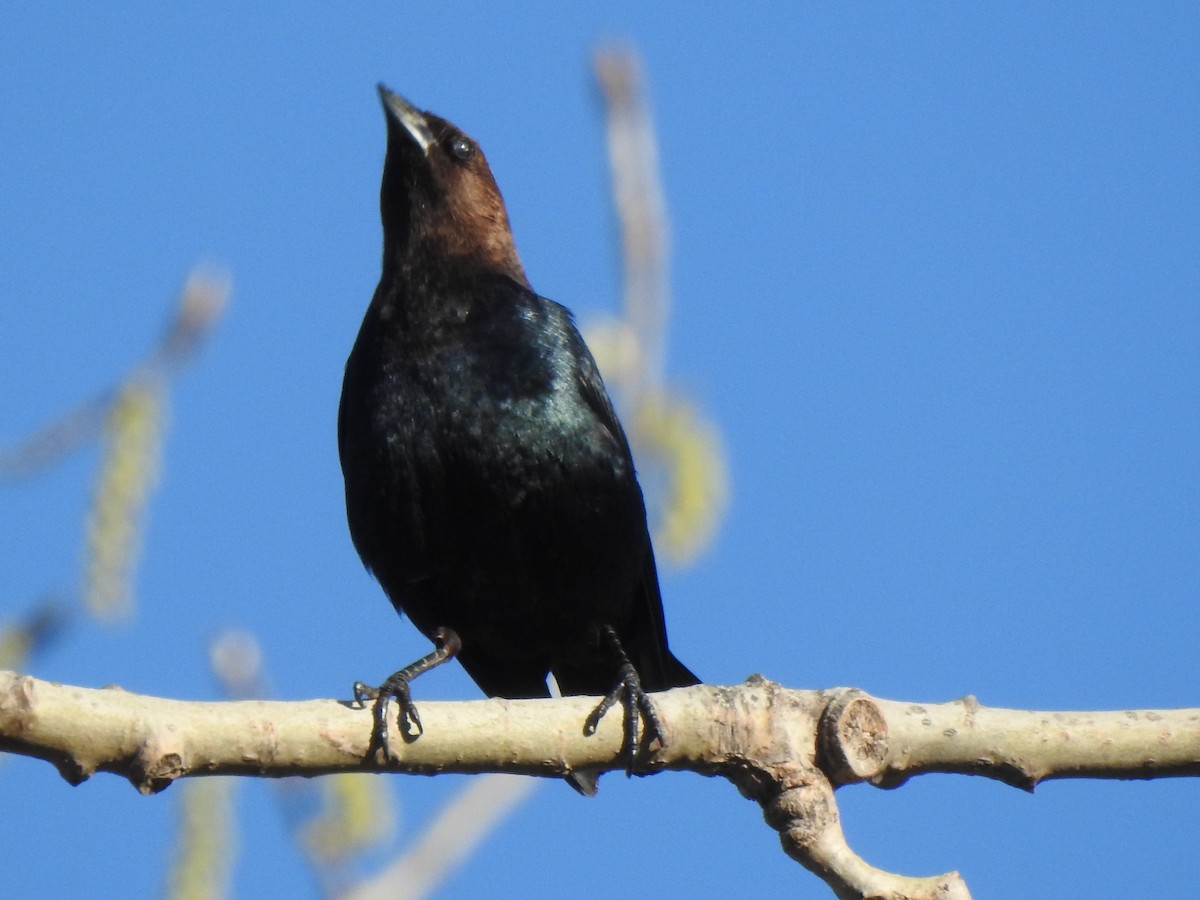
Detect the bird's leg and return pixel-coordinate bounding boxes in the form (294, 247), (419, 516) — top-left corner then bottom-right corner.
(582, 624), (665, 775)
(354, 626), (462, 753)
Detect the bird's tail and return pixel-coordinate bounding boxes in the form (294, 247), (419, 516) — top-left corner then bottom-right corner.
(634, 641), (700, 693)
(657, 650), (700, 690)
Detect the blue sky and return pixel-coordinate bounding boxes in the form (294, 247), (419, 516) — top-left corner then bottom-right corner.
(2, 4), (1198, 898)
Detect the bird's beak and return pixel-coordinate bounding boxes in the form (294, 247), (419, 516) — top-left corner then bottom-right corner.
(377, 84), (435, 156)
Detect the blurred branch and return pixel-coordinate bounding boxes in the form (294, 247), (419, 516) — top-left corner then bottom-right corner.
(0, 267), (229, 481)
(208, 630), (395, 898)
(6, 673), (1200, 899)
(0, 599), (68, 671)
(0, 394), (112, 482)
(590, 47), (729, 565)
(595, 45), (671, 390)
(339, 774), (536, 900)
(1, 266), (229, 625)
(209, 630), (533, 900)
(148, 267), (231, 377)
(82, 269), (230, 621)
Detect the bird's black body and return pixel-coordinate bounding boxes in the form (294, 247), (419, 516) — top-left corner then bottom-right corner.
(339, 87), (696, 782)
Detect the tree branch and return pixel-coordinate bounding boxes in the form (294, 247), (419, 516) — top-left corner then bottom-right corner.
(5, 670), (1198, 899)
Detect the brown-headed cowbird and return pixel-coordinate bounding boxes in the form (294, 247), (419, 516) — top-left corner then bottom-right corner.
(339, 85), (697, 793)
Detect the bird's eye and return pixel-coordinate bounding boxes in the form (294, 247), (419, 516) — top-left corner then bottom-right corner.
(450, 138), (475, 161)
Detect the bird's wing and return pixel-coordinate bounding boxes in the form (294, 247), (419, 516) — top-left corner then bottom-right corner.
(556, 301), (698, 690)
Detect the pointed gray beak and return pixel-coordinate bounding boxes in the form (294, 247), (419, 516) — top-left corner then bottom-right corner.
(377, 84), (435, 155)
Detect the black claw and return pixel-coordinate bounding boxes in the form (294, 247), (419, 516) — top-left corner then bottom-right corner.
(353, 680), (376, 706)
(353, 627), (461, 757)
(583, 625), (667, 776)
(635, 686), (665, 747)
(583, 687), (621, 736)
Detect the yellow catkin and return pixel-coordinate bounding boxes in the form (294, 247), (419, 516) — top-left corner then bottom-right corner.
(635, 390), (729, 567)
(0, 625), (30, 670)
(303, 773), (394, 863)
(82, 378), (165, 621)
(166, 780), (236, 900)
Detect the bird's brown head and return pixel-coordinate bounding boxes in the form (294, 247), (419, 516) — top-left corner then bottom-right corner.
(377, 85), (527, 285)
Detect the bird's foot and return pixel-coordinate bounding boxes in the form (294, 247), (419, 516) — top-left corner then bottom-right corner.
(583, 625), (665, 776)
(353, 627), (462, 755)
(353, 671), (422, 749)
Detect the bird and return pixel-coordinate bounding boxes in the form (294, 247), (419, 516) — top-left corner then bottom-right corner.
(338, 85), (698, 793)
